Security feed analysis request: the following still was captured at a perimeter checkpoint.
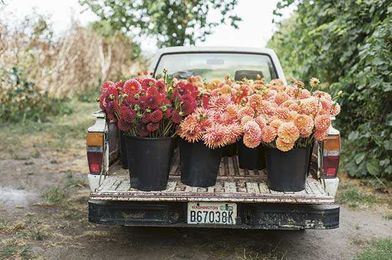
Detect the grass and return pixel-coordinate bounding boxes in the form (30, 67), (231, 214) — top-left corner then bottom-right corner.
(0, 244), (32, 260)
(356, 239), (392, 260)
(41, 187), (67, 205)
(0, 100), (97, 160)
(337, 187), (378, 208)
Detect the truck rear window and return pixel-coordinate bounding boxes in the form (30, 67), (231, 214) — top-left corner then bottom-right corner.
(154, 52), (277, 81)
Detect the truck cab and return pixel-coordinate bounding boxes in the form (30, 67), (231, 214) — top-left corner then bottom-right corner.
(86, 47), (341, 230)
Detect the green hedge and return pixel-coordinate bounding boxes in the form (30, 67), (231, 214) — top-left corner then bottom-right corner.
(268, 0), (392, 177)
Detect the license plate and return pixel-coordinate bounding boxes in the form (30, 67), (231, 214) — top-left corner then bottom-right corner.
(187, 202), (237, 225)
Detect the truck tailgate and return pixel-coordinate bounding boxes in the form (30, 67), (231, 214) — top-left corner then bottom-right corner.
(90, 155), (334, 204)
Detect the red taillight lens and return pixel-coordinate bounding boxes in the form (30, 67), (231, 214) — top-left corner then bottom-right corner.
(323, 134), (341, 178)
(87, 151), (103, 174)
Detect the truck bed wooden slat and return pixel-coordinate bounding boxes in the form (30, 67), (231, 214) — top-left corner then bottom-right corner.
(93, 156), (333, 204)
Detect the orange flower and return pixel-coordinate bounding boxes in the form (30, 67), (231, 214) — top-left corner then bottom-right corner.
(277, 122), (300, 143)
(270, 118), (283, 130)
(261, 125), (277, 143)
(276, 137), (295, 152)
(294, 114), (314, 138)
(314, 114), (331, 131)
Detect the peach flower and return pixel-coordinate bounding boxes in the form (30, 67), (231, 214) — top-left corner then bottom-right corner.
(294, 114), (314, 138)
(277, 122), (300, 143)
(276, 137), (295, 152)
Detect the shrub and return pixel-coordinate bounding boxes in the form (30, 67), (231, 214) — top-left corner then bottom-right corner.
(268, 0), (392, 177)
(0, 67), (72, 123)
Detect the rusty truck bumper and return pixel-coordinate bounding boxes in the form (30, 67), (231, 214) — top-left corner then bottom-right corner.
(88, 201), (339, 230)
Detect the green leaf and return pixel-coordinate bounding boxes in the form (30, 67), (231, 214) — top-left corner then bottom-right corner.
(384, 140), (392, 150)
(366, 159), (380, 176)
(348, 131), (359, 141)
(354, 153), (366, 164)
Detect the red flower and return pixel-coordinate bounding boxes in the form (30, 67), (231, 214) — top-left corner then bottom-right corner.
(141, 113), (151, 123)
(202, 94), (210, 109)
(115, 81), (124, 89)
(146, 122), (160, 132)
(100, 81), (114, 94)
(175, 81), (198, 99)
(118, 119), (131, 132)
(123, 79), (142, 96)
(156, 80), (166, 92)
(165, 108), (173, 118)
(171, 110), (182, 124)
(137, 124), (149, 137)
(150, 109), (163, 123)
(141, 78), (157, 89)
(141, 87), (165, 109)
(120, 105), (135, 123)
(181, 95), (197, 115)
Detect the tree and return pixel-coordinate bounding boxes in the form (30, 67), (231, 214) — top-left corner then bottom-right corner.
(268, 0), (392, 177)
(80, 0), (241, 48)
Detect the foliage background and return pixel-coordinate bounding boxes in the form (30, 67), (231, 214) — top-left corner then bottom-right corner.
(268, 0), (392, 177)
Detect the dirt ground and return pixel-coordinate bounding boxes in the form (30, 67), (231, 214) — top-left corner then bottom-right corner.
(1, 102), (391, 259)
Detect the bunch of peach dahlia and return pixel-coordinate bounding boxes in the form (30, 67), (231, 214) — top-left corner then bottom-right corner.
(240, 78), (340, 152)
(178, 94), (242, 149)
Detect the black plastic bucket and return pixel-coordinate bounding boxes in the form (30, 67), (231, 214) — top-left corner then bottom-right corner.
(265, 146), (312, 192)
(222, 142), (238, 157)
(237, 141), (266, 170)
(179, 139), (222, 187)
(120, 131), (128, 169)
(125, 135), (174, 191)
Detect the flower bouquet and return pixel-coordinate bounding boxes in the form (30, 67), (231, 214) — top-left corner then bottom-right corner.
(178, 92), (242, 187)
(238, 78), (341, 191)
(99, 74), (199, 191)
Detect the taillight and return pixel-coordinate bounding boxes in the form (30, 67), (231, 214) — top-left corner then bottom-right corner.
(87, 132), (104, 175)
(323, 133), (341, 178)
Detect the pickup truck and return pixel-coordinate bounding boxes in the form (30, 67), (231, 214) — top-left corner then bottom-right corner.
(86, 46), (341, 230)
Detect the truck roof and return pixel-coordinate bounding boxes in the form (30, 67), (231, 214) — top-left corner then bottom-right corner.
(155, 46), (277, 55)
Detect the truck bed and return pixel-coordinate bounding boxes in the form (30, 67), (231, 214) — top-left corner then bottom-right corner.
(90, 154), (334, 204)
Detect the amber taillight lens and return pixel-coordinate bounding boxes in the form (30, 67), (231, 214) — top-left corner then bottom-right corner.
(323, 134), (341, 178)
(86, 132), (104, 175)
